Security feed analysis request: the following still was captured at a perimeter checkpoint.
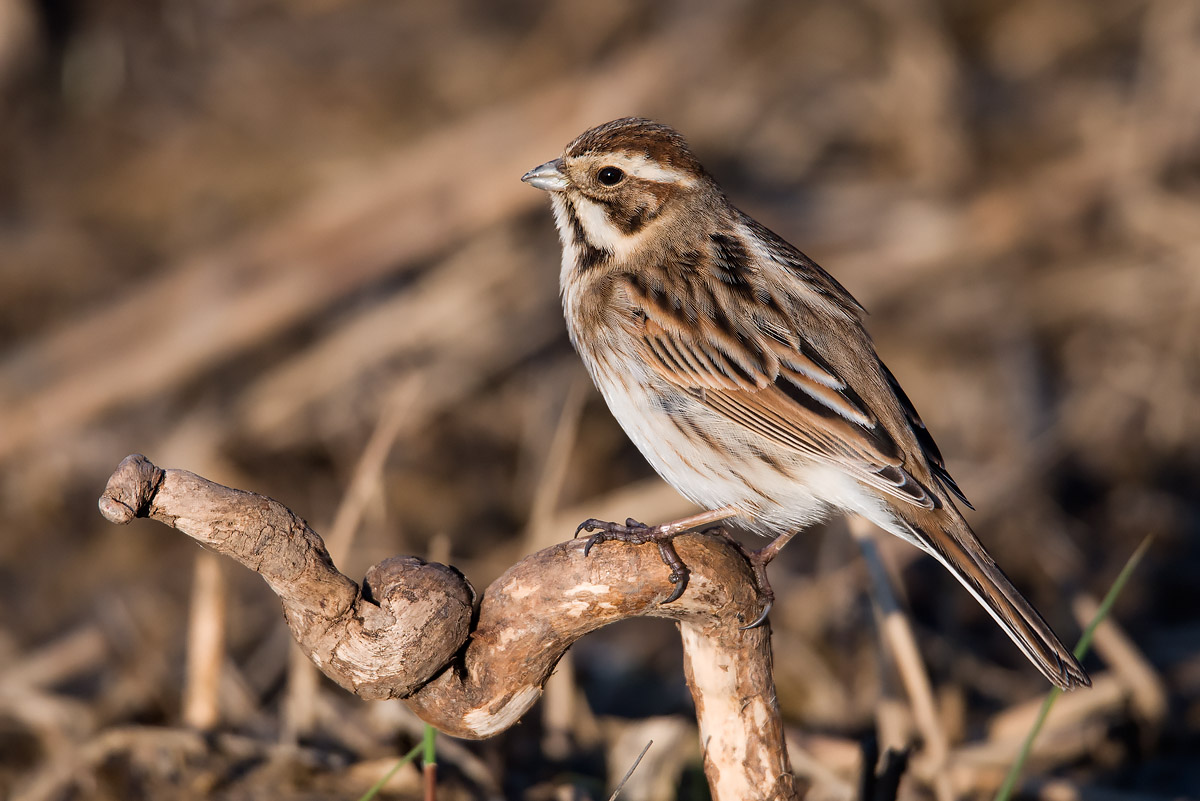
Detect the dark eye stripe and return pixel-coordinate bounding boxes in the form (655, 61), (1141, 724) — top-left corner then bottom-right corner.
(623, 205), (647, 234)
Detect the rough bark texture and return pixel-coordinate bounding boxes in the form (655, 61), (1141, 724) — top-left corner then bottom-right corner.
(99, 454), (798, 800)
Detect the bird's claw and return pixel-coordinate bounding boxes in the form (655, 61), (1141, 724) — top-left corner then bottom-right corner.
(574, 518), (602, 538)
(737, 540), (782, 629)
(740, 597), (773, 630)
(575, 517), (691, 603)
(658, 541), (690, 603)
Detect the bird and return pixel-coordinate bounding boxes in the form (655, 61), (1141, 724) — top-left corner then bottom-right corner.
(521, 116), (1089, 690)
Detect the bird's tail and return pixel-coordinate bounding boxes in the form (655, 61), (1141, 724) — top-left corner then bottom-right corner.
(892, 507), (1090, 690)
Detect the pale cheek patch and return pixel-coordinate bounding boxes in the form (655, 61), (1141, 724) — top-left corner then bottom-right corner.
(574, 197), (624, 250)
(575, 197), (649, 259)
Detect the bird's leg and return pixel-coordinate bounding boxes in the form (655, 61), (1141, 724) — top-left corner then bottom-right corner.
(575, 506), (740, 603)
(738, 528), (801, 629)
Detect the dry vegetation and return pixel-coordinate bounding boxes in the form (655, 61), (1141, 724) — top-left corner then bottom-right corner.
(1, 0), (1198, 799)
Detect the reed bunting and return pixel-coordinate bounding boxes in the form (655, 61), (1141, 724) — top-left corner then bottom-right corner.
(522, 117), (1088, 689)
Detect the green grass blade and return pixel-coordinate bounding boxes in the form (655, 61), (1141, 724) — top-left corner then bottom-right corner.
(993, 534), (1152, 801)
(421, 724), (438, 801)
(356, 740), (425, 801)
(423, 723), (437, 767)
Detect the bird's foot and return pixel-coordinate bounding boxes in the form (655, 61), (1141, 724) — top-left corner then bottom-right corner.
(574, 507), (741, 605)
(736, 528), (800, 629)
(575, 517), (693, 603)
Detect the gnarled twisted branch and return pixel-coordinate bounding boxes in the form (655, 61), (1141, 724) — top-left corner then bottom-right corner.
(99, 453), (798, 801)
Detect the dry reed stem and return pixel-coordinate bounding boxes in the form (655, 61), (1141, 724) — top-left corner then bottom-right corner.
(0, 626), (108, 690)
(12, 725), (347, 801)
(0, 35), (698, 466)
(521, 380), (589, 760)
(987, 673), (1125, 745)
(1071, 595), (1167, 743)
(181, 550), (225, 730)
(522, 378), (587, 552)
(849, 516), (952, 801)
(281, 381), (419, 741)
(324, 381), (420, 567)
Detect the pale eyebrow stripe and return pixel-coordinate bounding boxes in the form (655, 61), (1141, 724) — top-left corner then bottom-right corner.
(605, 153), (695, 186)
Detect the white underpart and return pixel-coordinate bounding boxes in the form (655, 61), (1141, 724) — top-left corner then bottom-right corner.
(583, 345), (896, 538)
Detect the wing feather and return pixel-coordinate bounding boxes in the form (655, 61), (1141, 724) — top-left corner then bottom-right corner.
(622, 238), (949, 511)
(878, 360), (974, 509)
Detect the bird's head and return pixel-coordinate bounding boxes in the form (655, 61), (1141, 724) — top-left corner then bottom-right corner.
(522, 117), (717, 264)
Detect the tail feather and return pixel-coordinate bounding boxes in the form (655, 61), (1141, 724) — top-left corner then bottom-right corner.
(895, 509), (1091, 690)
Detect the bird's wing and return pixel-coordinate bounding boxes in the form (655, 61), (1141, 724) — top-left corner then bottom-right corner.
(878, 360), (973, 508)
(624, 263), (940, 510)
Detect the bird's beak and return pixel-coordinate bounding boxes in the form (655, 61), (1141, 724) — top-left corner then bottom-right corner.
(521, 159), (568, 192)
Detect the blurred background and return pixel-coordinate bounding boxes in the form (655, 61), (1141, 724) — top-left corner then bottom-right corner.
(1, 0), (1198, 799)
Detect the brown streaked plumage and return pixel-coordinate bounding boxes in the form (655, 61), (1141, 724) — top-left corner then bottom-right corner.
(522, 117), (1089, 690)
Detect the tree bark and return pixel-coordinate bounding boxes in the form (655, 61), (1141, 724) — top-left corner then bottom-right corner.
(99, 453), (799, 801)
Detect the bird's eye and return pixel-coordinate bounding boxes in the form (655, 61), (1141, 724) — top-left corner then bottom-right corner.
(597, 166), (624, 186)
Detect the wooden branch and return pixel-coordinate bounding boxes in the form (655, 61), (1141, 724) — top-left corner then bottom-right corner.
(98, 454), (799, 801)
